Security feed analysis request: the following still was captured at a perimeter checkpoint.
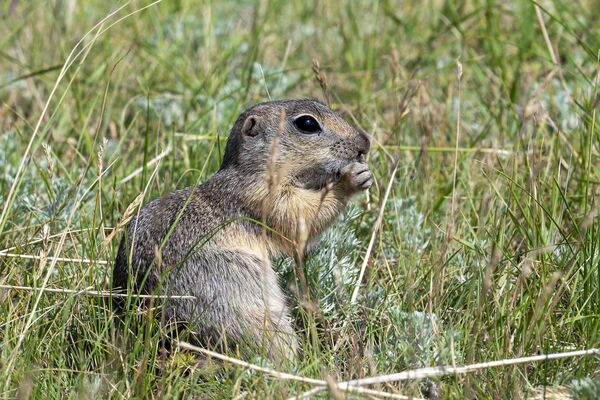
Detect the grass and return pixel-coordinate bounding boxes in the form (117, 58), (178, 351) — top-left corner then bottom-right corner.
(0, 0), (599, 398)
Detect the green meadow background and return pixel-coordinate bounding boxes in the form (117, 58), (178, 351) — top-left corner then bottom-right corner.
(1, 0), (599, 398)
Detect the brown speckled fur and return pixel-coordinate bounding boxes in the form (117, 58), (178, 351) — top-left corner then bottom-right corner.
(113, 99), (371, 363)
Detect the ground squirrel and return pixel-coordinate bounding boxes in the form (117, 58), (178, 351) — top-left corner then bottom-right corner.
(113, 99), (372, 363)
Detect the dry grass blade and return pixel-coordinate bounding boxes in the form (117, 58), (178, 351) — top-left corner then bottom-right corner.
(178, 342), (420, 399)
(449, 58), (463, 237)
(290, 386), (422, 400)
(0, 284), (196, 300)
(118, 144), (172, 185)
(335, 348), (600, 387)
(295, 348), (599, 398)
(0, 228), (107, 254)
(178, 341), (325, 385)
(534, 4), (558, 66)
(350, 159), (399, 304)
(0, 252), (108, 265)
(348, 80), (420, 306)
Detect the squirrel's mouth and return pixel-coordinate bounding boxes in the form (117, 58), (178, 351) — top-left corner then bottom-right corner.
(290, 160), (342, 191)
(291, 159), (365, 191)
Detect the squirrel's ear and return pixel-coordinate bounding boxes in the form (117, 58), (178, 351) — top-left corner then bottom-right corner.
(241, 115), (261, 137)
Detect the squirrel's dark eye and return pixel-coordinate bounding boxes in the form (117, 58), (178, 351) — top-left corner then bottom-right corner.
(293, 115), (321, 133)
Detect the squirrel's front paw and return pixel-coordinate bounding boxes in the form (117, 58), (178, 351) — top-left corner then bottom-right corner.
(340, 162), (372, 192)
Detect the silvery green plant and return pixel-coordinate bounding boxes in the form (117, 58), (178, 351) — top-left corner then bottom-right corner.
(571, 377), (600, 400)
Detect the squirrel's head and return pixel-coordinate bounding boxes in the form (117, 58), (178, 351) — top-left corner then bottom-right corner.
(221, 100), (370, 190)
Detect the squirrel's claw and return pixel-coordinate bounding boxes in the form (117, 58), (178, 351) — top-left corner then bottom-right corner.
(340, 162), (373, 191)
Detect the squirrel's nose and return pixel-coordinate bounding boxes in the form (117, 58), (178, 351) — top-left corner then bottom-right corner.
(356, 131), (370, 156)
